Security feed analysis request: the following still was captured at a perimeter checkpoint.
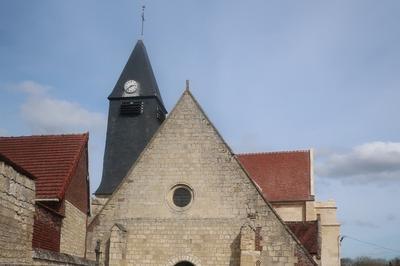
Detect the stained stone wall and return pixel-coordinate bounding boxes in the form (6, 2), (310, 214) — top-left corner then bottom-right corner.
(87, 90), (315, 266)
(32, 248), (96, 266)
(60, 200), (87, 257)
(0, 160), (35, 265)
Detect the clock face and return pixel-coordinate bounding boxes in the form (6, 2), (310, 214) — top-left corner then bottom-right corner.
(124, 80), (138, 94)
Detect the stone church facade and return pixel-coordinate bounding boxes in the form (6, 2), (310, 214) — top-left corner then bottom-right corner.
(87, 39), (340, 266)
(87, 89), (316, 266)
(0, 37), (339, 265)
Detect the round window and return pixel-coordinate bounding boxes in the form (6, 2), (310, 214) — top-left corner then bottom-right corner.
(173, 187), (192, 207)
(167, 184), (194, 211)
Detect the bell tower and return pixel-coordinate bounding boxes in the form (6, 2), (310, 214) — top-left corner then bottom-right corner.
(95, 40), (167, 196)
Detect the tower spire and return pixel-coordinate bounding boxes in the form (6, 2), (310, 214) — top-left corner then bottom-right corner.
(96, 40), (167, 196)
(141, 5), (145, 36)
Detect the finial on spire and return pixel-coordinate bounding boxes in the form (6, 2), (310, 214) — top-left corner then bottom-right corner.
(186, 80), (190, 90)
(141, 5), (146, 36)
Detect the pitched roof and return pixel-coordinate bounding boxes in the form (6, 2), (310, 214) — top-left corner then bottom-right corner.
(236, 150), (313, 202)
(0, 151), (36, 180)
(286, 221), (319, 256)
(0, 133), (88, 199)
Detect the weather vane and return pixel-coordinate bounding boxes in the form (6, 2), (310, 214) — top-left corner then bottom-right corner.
(141, 5), (146, 36)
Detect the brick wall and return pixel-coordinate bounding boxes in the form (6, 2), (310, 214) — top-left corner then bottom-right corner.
(87, 91), (315, 265)
(65, 148), (89, 214)
(60, 200), (87, 257)
(32, 203), (62, 252)
(0, 160), (35, 265)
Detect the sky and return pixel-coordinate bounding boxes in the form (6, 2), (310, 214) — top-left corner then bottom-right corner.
(1, 0), (399, 259)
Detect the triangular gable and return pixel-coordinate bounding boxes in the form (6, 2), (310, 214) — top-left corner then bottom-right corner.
(89, 89), (316, 265)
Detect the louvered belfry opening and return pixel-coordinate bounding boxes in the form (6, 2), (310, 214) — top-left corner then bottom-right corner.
(120, 100), (143, 115)
(157, 106), (165, 122)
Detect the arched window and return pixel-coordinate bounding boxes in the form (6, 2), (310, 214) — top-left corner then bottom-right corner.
(174, 261), (195, 266)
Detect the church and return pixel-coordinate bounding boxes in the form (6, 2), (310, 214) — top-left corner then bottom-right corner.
(0, 37), (340, 265)
(87, 40), (341, 266)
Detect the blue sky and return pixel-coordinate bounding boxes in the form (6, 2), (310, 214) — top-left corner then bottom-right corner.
(1, 0), (399, 259)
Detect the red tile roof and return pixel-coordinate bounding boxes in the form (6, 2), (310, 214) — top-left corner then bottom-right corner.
(0, 152), (36, 180)
(0, 134), (88, 200)
(286, 221), (319, 256)
(237, 151), (312, 202)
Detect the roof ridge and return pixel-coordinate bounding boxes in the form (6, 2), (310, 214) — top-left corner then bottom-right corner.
(237, 149), (311, 156)
(0, 132), (88, 139)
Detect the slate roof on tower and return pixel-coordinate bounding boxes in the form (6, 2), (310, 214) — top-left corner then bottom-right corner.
(237, 150), (313, 202)
(95, 39), (167, 196)
(0, 133), (88, 199)
(108, 40), (165, 108)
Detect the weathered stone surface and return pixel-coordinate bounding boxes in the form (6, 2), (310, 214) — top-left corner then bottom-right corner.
(0, 161), (35, 265)
(315, 201), (340, 266)
(60, 200), (87, 257)
(87, 90), (316, 265)
(33, 248), (96, 266)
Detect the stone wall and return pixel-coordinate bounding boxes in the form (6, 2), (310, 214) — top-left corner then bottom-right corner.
(93, 218), (310, 266)
(273, 203), (305, 221)
(316, 201), (340, 266)
(90, 196), (108, 221)
(86, 91), (316, 266)
(33, 248), (96, 266)
(269, 197), (340, 266)
(0, 160), (35, 265)
(60, 200), (87, 257)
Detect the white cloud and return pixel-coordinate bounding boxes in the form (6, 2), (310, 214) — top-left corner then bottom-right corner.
(316, 142), (400, 184)
(11, 80), (49, 95)
(5, 81), (107, 193)
(15, 81), (106, 134)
